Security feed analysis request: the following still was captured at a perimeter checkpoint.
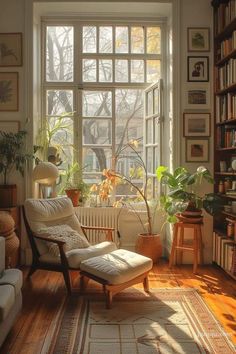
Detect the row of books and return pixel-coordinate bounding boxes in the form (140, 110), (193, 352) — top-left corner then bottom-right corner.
(216, 125), (236, 148)
(216, 30), (236, 61)
(214, 0), (236, 35)
(216, 92), (236, 122)
(213, 231), (235, 272)
(217, 58), (236, 91)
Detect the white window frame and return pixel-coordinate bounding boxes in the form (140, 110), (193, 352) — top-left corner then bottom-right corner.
(41, 17), (167, 192)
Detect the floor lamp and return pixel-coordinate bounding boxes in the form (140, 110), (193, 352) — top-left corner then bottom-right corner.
(32, 162), (59, 198)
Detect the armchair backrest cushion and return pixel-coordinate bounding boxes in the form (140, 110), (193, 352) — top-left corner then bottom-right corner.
(24, 197), (84, 255)
(0, 237), (5, 275)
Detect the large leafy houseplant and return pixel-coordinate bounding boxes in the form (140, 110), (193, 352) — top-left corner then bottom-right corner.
(0, 130), (33, 185)
(0, 130), (34, 207)
(156, 165), (222, 223)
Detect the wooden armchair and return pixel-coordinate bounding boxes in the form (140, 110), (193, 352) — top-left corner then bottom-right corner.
(23, 197), (117, 293)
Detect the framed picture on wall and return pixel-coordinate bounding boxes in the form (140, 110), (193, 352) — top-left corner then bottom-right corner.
(0, 33), (22, 66)
(186, 138), (209, 162)
(187, 56), (209, 82)
(0, 72), (18, 111)
(187, 27), (210, 52)
(183, 113), (210, 137)
(184, 83), (210, 109)
(0, 120), (20, 133)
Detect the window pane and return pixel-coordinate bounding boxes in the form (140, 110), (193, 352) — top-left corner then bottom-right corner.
(115, 60), (128, 82)
(83, 59), (97, 82)
(154, 118), (160, 144)
(116, 89), (143, 144)
(146, 119), (152, 144)
(115, 26), (128, 53)
(83, 119), (112, 144)
(147, 91), (153, 116)
(146, 147), (153, 173)
(83, 147), (112, 172)
(99, 26), (113, 53)
(131, 60), (144, 82)
(147, 27), (161, 54)
(83, 91), (112, 117)
(154, 87), (160, 115)
(99, 60), (112, 82)
(47, 90), (73, 115)
(146, 60), (161, 83)
(83, 26), (97, 53)
(131, 27), (144, 53)
(46, 26), (73, 82)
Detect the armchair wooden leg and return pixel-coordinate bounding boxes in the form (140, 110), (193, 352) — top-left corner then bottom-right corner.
(28, 265), (36, 278)
(63, 269), (72, 294)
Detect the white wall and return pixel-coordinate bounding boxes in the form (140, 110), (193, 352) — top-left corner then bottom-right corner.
(0, 0), (214, 263)
(179, 0), (213, 263)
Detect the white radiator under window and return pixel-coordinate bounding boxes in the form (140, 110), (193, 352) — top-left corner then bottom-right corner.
(75, 207), (122, 245)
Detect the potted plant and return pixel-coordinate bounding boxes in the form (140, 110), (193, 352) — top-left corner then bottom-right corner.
(156, 165), (222, 224)
(0, 130), (34, 207)
(103, 140), (162, 263)
(61, 163), (89, 207)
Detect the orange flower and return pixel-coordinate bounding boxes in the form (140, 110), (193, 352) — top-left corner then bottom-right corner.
(103, 169), (119, 186)
(90, 184), (98, 192)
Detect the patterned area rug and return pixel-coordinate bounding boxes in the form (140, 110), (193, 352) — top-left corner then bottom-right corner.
(48, 288), (235, 354)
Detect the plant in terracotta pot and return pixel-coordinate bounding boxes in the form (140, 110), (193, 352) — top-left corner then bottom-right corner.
(102, 140), (162, 263)
(61, 163), (89, 207)
(156, 165), (222, 224)
(0, 130), (34, 207)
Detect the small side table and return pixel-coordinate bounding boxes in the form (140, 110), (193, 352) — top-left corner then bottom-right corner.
(169, 221), (203, 274)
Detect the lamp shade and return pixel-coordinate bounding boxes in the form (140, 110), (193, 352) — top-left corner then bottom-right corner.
(32, 162), (59, 186)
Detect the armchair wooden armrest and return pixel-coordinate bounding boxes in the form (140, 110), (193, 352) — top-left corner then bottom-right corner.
(33, 234), (69, 267)
(81, 225), (114, 242)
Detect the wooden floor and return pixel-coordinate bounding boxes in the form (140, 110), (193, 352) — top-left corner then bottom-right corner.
(1, 261), (236, 354)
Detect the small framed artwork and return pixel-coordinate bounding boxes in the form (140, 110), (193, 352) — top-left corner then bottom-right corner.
(0, 33), (22, 66)
(0, 72), (19, 111)
(187, 56), (209, 82)
(0, 120), (20, 133)
(186, 138), (209, 162)
(184, 83), (210, 109)
(183, 113), (210, 137)
(187, 27), (210, 52)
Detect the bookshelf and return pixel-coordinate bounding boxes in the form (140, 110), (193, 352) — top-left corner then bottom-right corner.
(212, 0), (236, 279)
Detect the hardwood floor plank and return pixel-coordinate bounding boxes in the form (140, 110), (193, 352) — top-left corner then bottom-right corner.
(0, 262), (236, 353)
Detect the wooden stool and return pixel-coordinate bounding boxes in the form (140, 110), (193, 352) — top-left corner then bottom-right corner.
(169, 221), (203, 274)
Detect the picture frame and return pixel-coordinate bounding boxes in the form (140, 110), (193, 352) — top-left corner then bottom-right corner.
(0, 72), (19, 111)
(186, 138), (209, 162)
(0, 120), (20, 133)
(0, 33), (22, 67)
(187, 56), (209, 82)
(187, 27), (210, 52)
(183, 113), (210, 137)
(184, 83), (210, 109)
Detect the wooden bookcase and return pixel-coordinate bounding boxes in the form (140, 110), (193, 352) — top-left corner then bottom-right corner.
(212, 0), (236, 280)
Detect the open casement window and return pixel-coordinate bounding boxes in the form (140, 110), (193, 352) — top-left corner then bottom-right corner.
(42, 21), (164, 197)
(144, 80), (163, 198)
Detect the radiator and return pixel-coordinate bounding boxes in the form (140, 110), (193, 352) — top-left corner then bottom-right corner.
(75, 207), (121, 245)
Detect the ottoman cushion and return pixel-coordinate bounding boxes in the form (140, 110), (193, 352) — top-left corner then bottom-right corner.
(80, 249), (153, 285)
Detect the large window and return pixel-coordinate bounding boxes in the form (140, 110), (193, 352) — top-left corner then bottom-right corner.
(43, 21), (164, 195)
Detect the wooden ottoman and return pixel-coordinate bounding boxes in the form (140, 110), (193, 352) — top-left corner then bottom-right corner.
(79, 249), (153, 308)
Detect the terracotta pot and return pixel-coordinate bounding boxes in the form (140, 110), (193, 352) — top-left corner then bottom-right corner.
(0, 185), (17, 207)
(65, 189), (80, 207)
(135, 233), (162, 264)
